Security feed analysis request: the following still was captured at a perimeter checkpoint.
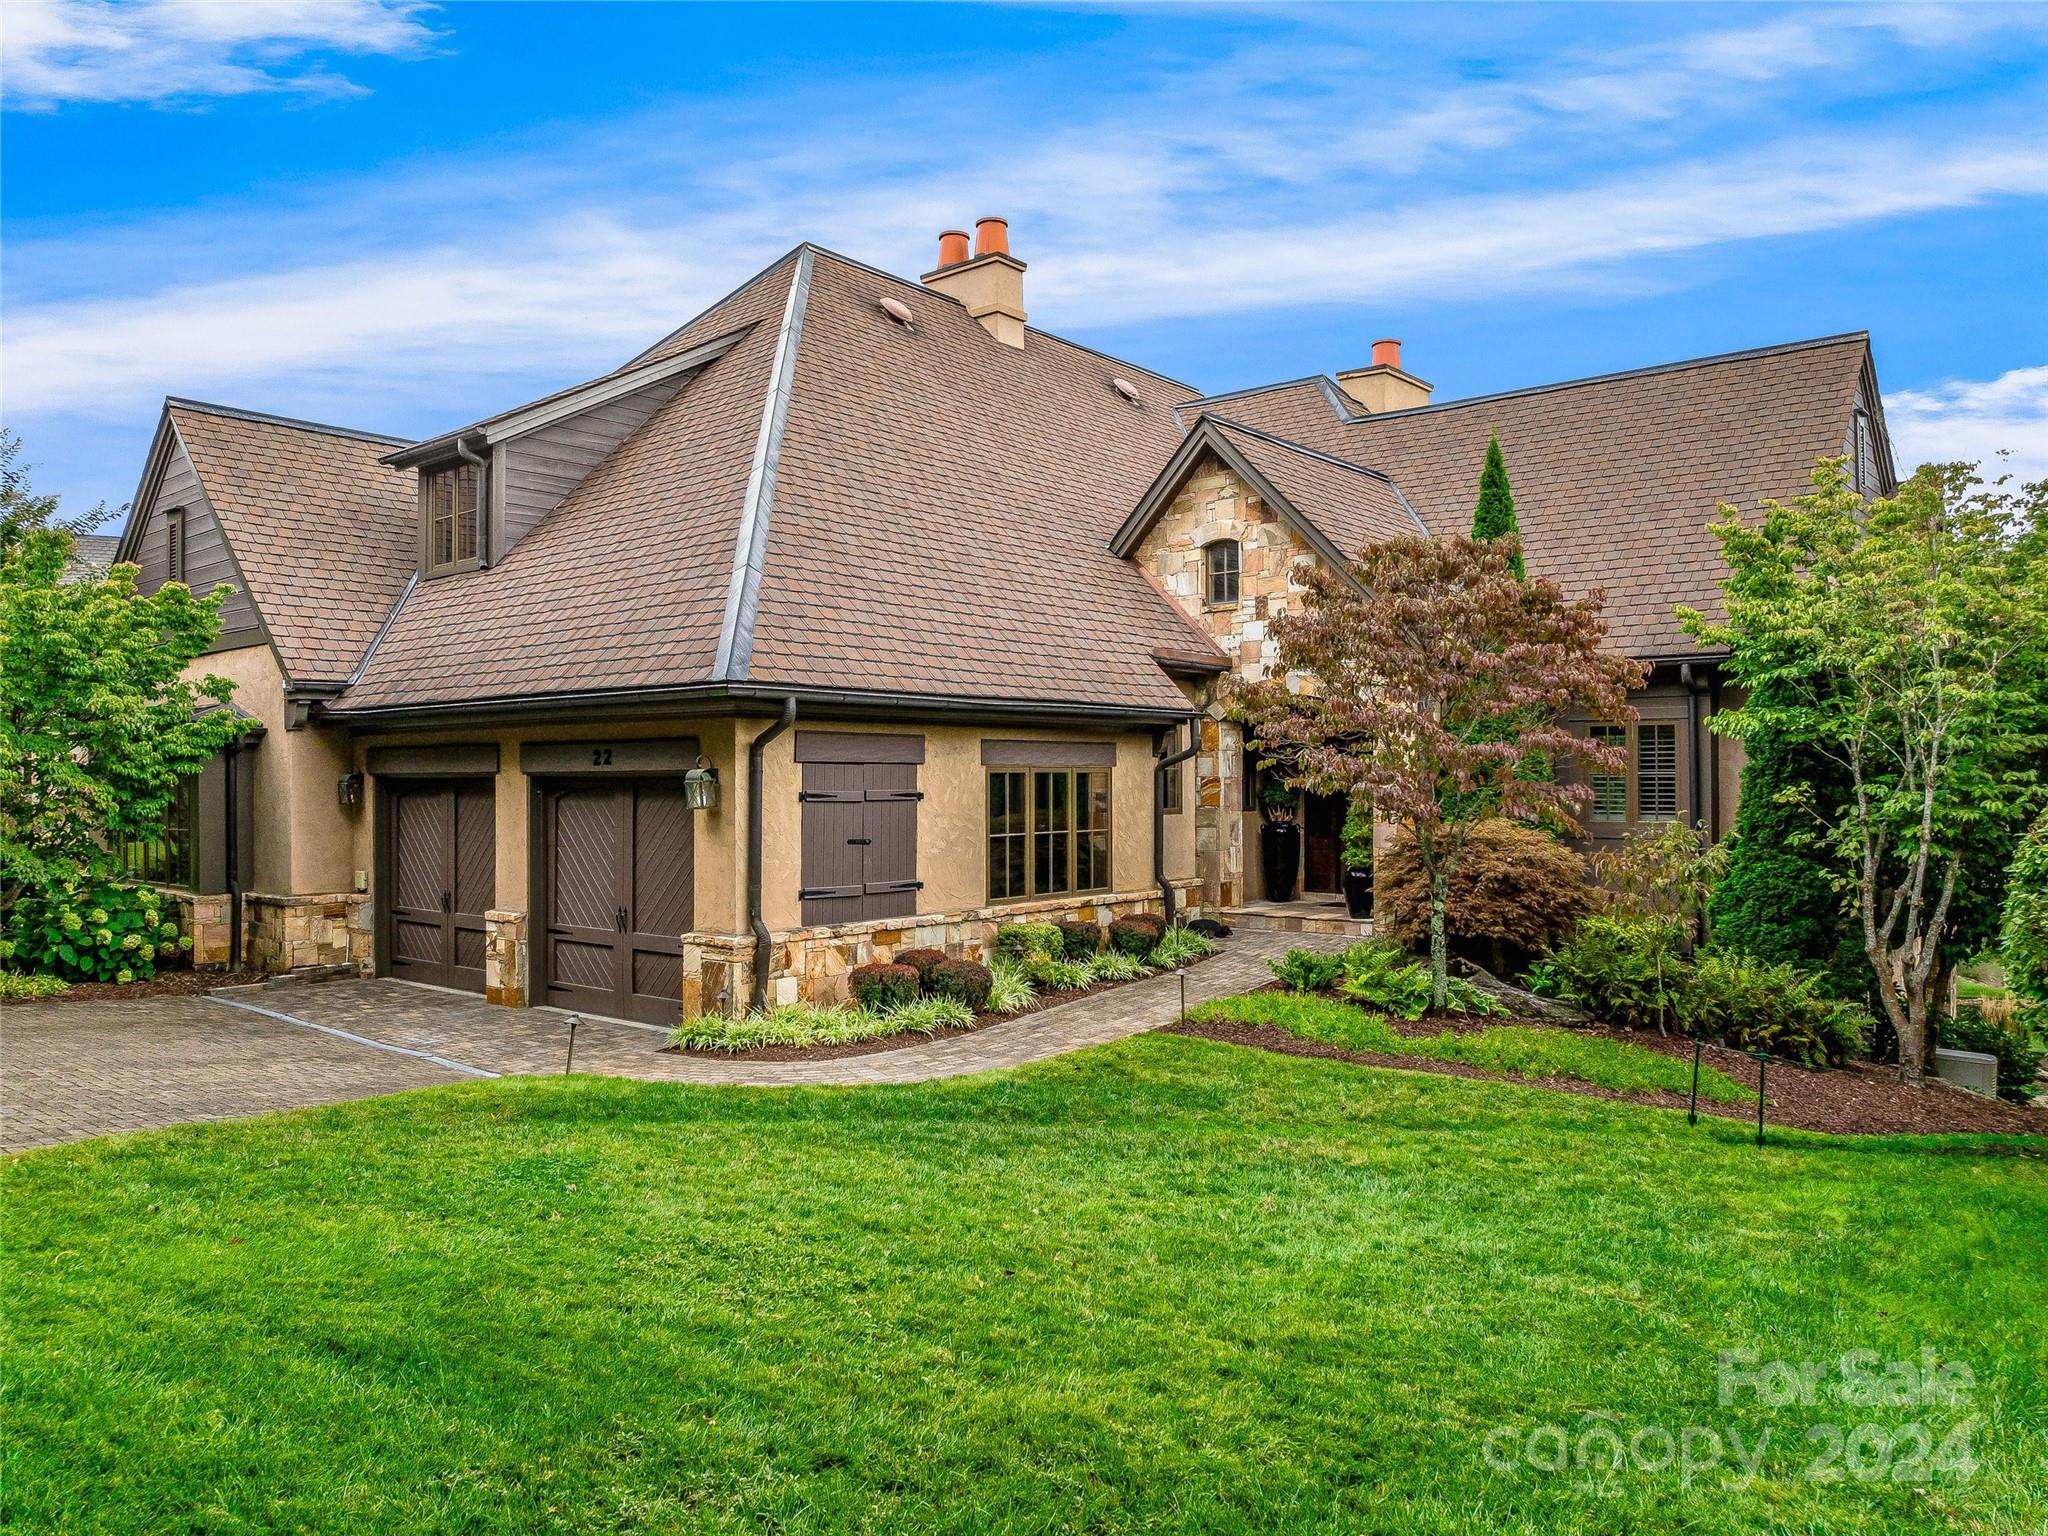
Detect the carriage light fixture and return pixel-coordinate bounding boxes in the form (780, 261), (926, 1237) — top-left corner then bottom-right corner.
(337, 772), (365, 809)
(683, 757), (720, 812)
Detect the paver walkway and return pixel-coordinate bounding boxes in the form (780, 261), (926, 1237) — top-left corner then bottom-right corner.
(2, 929), (1341, 1150)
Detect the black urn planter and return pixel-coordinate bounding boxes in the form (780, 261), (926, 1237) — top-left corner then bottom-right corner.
(1260, 822), (1302, 903)
(1342, 867), (1374, 919)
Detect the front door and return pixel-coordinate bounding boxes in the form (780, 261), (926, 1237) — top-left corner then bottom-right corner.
(542, 780), (693, 1025)
(1303, 792), (1345, 894)
(386, 779), (495, 991)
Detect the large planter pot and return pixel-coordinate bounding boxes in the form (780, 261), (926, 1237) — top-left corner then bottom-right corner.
(1260, 822), (1302, 903)
(1343, 867), (1374, 919)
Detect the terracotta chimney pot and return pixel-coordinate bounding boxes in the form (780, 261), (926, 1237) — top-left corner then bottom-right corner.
(1371, 338), (1402, 370)
(937, 229), (970, 267)
(973, 216), (1010, 257)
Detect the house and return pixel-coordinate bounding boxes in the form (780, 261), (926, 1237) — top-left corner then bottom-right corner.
(112, 219), (1897, 1019)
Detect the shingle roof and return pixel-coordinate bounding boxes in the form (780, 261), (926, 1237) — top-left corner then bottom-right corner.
(1204, 419), (1425, 553)
(165, 402), (418, 681)
(1188, 335), (1875, 656)
(340, 245), (1219, 715)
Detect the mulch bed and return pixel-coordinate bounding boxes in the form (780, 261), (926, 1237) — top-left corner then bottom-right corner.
(670, 951), (1214, 1062)
(1, 969), (267, 1007)
(1168, 1011), (2048, 1141)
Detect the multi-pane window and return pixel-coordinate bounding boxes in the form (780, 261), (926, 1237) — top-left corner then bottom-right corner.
(1637, 723), (1678, 822)
(121, 775), (197, 888)
(425, 461), (480, 572)
(988, 768), (1111, 900)
(1204, 539), (1241, 606)
(1161, 757), (1183, 814)
(1588, 724), (1628, 822)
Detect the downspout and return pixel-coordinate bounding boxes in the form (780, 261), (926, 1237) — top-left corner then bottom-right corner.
(455, 434), (490, 566)
(1153, 713), (1202, 924)
(224, 738), (243, 971)
(747, 696), (798, 1013)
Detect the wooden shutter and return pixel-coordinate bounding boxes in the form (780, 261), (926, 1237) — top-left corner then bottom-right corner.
(859, 762), (921, 919)
(165, 508), (186, 583)
(799, 760), (922, 925)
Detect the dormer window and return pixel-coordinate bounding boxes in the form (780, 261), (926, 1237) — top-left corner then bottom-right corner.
(424, 460), (480, 574)
(1204, 538), (1241, 607)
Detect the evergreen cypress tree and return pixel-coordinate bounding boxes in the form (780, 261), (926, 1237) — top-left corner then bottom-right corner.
(1471, 431), (1524, 578)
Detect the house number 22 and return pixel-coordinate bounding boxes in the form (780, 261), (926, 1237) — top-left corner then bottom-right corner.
(591, 747), (613, 766)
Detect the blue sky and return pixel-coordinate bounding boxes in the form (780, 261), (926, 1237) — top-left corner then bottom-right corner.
(4, 1), (2045, 515)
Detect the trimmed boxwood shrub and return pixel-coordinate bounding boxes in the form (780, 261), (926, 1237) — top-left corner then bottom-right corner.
(996, 923), (1062, 960)
(1054, 920), (1102, 959)
(895, 948), (948, 989)
(848, 962), (918, 1011)
(928, 959), (993, 1011)
(1107, 916), (1159, 957)
(1120, 911), (1166, 938)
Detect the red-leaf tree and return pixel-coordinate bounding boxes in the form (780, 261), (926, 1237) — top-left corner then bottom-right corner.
(1234, 534), (1645, 1007)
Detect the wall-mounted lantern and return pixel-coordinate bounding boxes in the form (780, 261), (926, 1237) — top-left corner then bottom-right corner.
(683, 756), (720, 812)
(337, 772), (365, 809)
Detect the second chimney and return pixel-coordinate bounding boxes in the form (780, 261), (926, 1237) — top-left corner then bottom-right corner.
(921, 217), (1027, 348)
(1336, 337), (1433, 413)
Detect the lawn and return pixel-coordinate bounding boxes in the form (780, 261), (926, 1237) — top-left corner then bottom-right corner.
(4, 1035), (2044, 1534)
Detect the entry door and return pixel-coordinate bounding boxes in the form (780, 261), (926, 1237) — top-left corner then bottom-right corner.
(387, 780), (495, 991)
(543, 781), (693, 1025)
(1302, 792), (1345, 894)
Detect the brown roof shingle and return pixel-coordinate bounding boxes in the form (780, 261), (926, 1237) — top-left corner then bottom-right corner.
(1204, 418), (1425, 555)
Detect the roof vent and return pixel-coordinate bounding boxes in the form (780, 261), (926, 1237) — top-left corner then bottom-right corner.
(878, 295), (916, 328)
(1110, 377), (1141, 405)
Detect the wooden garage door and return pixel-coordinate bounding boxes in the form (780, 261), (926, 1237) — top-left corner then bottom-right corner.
(387, 780), (495, 992)
(543, 781), (693, 1025)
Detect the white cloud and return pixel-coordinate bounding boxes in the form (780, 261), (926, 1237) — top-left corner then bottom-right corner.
(1, 0), (437, 108)
(1886, 366), (2048, 484)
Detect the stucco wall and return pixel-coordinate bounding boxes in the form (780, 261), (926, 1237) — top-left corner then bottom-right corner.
(188, 643), (291, 892)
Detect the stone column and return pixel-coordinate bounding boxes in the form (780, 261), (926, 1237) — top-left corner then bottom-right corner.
(484, 910), (527, 1007)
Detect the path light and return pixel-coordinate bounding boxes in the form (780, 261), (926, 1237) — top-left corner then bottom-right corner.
(564, 1014), (580, 1076)
(1688, 1031), (1704, 1126)
(1753, 1049), (1771, 1146)
(1177, 966), (1188, 1026)
(683, 756), (720, 811)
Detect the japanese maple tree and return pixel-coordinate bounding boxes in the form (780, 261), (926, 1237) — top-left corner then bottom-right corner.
(1235, 533), (1643, 1007)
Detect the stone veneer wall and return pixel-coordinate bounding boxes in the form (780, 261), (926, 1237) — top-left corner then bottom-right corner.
(243, 892), (372, 975)
(164, 891), (235, 969)
(484, 910), (526, 1007)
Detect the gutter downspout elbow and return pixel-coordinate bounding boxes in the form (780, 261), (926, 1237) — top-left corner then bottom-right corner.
(1154, 713), (1202, 924)
(747, 697), (797, 1013)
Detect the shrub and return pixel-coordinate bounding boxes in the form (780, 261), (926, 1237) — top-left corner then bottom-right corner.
(927, 959), (994, 1011)
(1709, 727), (1859, 984)
(671, 1003), (893, 1052)
(1337, 940), (1498, 1021)
(996, 923), (1063, 960)
(1053, 920), (1102, 959)
(882, 996), (976, 1034)
(1147, 925), (1215, 968)
(1270, 948), (1346, 993)
(0, 971), (69, 1000)
(1376, 820), (1595, 965)
(895, 948), (948, 989)
(1940, 1001), (2047, 1101)
(1024, 954), (1092, 991)
(1085, 950), (1147, 983)
(1107, 917), (1159, 957)
(848, 962), (919, 1012)
(3, 882), (184, 984)
(1682, 950), (1869, 1068)
(1539, 915), (1686, 1031)
(986, 958), (1036, 1014)
(2002, 811), (2048, 1004)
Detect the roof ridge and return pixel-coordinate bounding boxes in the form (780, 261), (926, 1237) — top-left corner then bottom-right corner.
(620, 246), (805, 369)
(165, 397), (410, 447)
(713, 246), (815, 681)
(1203, 414), (1396, 483)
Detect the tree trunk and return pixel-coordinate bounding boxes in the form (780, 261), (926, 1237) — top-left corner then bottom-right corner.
(1428, 869), (1449, 1012)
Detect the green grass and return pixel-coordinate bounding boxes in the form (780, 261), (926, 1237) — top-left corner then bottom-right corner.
(4, 1037), (2043, 1534)
(1197, 990), (1751, 1101)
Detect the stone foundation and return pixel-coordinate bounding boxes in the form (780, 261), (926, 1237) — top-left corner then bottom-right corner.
(673, 880), (1207, 1015)
(163, 891), (235, 969)
(484, 910), (527, 1006)
(244, 892), (373, 976)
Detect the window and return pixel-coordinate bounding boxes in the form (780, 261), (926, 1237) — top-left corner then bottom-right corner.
(425, 461), (480, 572)
(1204, 539), (1241, 606)
(1588, 725), (1628, 822)
(121, 775), (197, 888)
(1637, 723), (1679, 822)
(165, 507), (186, 583)
(987, 768), (1111, 900)
(1161, 757), (1183, 814)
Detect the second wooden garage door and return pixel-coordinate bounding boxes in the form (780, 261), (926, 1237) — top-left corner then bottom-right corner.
(542, 780), (693, 1025)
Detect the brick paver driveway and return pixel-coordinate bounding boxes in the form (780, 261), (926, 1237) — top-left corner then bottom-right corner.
(1, 929), (1336, 1151)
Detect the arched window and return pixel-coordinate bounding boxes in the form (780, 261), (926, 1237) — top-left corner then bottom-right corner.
(1203, 538), (1241, 606)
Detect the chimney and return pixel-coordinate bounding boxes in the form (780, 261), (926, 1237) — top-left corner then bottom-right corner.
(1336, 337), (1433, 413)
(920, 216), (1027, 348)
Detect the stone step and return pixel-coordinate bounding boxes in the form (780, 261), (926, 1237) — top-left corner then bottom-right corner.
(1222, 904), (1374, 939)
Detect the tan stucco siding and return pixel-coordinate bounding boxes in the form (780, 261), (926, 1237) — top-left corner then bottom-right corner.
(188, 644), (291, 891)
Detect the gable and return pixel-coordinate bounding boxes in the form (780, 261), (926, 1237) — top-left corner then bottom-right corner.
(124, 424), (264, 646)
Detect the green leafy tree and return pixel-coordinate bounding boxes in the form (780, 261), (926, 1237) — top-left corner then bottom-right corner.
(2004, 810), (2048, 1005)
(1, 433), (255, 952)
(1684, 458), (2048, 1082)
(1471, 432), (1524, 578)
(1236, 533), (1642, 1009)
